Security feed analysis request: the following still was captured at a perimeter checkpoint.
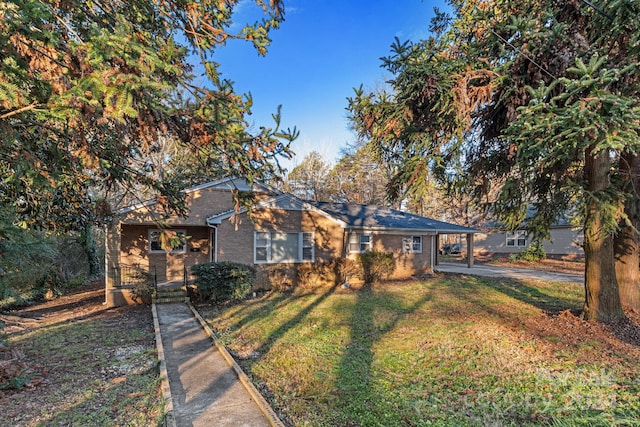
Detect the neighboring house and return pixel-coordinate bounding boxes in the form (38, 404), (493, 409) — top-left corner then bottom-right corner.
(474, 221), (584, 258)
(105, 177), (479, 306)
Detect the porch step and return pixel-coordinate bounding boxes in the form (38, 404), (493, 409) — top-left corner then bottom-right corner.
(153, 286), (189, 304)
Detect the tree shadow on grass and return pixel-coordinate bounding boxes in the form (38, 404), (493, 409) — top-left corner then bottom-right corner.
(469, 275), (582, 316)
(508, 279), (579, 313)
(250, 284), (340, 359)
(482, 276), (640, 348)
(334, 282), (435, 425)
(199, 290), (294, 333)
(39, 371), (164, 427)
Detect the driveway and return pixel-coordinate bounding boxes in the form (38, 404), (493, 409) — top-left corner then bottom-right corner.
(434, 263), (583, 284)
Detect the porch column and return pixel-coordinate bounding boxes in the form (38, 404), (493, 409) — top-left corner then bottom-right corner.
(105, 222), (123, 306)
(466, 233), (474, 268)
(105, 223), (121, 289)
(434, 234), (440, 266)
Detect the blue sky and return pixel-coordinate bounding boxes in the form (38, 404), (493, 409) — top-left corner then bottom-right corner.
(215, 1), (446, 171)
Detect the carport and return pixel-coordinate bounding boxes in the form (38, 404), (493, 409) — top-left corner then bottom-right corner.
(433, 228), (479, 269)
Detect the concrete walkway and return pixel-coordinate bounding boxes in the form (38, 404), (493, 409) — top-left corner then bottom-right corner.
(153, 303), (281, 427)
(434, 262), (583, 284)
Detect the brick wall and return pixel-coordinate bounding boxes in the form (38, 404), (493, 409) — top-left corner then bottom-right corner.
(215, 208), (345, 265)
(119, 224), (210, 282)
(345, 232), (434, 278)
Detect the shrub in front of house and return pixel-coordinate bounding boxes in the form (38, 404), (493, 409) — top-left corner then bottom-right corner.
(296, 262), (332, 289)
(191, 262), (255, 302)
(296, 257), (361, 289)
(332, 257), (361, 285)
(255, 265), (295, 292)
(127, 267), (156, 304)
(517, 242), (547, 262)
(358, 250), (395, 284)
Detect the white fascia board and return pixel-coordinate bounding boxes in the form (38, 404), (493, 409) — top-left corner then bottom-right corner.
(346, 227), (479, 235)
(434, 229), (481, 234)
(117, 199), (158, 215)
(347, 227), (438, 235)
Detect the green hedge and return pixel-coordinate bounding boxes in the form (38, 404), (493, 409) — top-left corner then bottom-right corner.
(191, 262), (255, 302)
(358, 250), (395, 284)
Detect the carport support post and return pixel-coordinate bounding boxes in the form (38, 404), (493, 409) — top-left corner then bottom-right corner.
(434, 234), (440, 266)
(466, 233), (474, 268)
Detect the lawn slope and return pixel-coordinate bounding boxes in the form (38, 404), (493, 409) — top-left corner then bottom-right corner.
(200, 275), (640, 427)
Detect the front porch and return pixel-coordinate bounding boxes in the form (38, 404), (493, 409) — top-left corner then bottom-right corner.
(105, 221), (211, 307)
(105, 263), (195, 306)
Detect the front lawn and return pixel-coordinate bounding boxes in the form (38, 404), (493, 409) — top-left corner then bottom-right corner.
(199, 275), (640, 426)
(1, 285), (163, 426)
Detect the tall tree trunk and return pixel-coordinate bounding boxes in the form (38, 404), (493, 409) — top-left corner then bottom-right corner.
(583, 147), (625, 322)
(82, 223), (102, 279)
(614, 151), (640, 311)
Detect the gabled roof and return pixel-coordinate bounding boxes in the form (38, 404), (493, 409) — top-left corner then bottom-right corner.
(207, 193), (346, 227)
(186, 176), (276, 194)
(309, 201), (479, 234)
(118, 175), (479, 235)
(117, 176), (277, 215)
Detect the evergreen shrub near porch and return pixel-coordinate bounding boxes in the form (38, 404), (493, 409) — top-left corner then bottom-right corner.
(358, 250), (395, 284)
(191, 262), (255, 302)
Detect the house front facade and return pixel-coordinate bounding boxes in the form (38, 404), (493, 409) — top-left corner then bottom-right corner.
(105, 177), (478, 306)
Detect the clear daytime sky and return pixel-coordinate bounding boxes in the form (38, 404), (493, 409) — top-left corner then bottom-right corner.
(215, 1), (447, 171)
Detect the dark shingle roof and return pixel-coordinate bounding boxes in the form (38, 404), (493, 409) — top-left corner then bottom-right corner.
(310, 201), (478, 234)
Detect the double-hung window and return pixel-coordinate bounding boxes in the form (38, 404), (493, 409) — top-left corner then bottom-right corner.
(506, 230), (527, 247)
(149, 229), (187, 253)
(402, 236), (422, 253)
(348, 233), (372, 253)
(254, 231), (314, 263)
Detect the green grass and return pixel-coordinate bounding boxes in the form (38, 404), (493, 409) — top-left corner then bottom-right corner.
(1, 299), (163, 426)
(199, 276), (640, 426)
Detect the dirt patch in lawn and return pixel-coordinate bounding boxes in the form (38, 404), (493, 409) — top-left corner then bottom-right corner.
(526, 308), (640, 362)
(0, 281), (162, 426)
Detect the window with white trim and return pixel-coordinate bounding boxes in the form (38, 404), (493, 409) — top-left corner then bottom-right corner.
(149, 229), (187, 253)
(348, 233), (372, 253)
(254, 231), (314, 263)
(506, 230), (527, 247)
(403, 236), (422, 253)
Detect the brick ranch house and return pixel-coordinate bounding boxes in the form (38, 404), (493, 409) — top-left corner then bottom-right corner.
(105, 177), (478, 306)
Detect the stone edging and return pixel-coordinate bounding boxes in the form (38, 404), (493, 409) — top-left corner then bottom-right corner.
(151, 303), (176, 427)
(187, 303), (286, 427)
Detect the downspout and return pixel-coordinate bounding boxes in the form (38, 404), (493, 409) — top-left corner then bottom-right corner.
(344, 228), (351, 258)
(207, 223), (218, 263)
(431, 233), (436, 271)
(214, 226), (218, 262)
